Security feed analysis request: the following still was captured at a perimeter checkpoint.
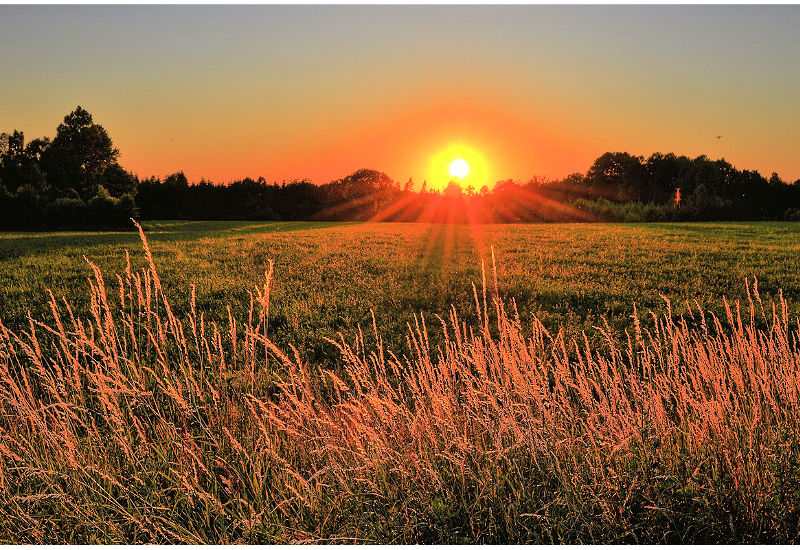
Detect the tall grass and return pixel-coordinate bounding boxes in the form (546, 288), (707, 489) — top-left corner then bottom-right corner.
(2, 223), (800, 542)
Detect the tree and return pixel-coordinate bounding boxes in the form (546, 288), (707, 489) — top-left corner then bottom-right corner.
(328, 169), (397, 196)
(0, 132), (23, 192)
(586, 152), (646, 201)
(562, 173), (585, 187)
(645, 153), (686, 203)
(769, 172), (785, 187)
(164, 171), (189, 188)
(42, 106), (119, 200)
(0, 131), (49, 194)
(102, 163), (137, 197)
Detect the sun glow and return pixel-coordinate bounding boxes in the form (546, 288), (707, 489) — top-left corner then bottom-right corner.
(448, 158), (470, 179)
(428, 143), (490, 191)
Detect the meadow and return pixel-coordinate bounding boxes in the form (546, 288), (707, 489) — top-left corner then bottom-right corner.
(4, 220), (800, 364)
(3, 220), (800, 542)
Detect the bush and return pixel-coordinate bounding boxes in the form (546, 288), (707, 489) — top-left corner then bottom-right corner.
(44, 197), (88, 228)
(784, 208), (800, 221)
(116, 192), (138, 221)
(85, 185), (135, 228)
(0, 184), (44, 229)
(575, 198), (677, 222)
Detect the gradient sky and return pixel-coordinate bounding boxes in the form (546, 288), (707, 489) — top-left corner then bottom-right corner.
(2, 5), (799, 187)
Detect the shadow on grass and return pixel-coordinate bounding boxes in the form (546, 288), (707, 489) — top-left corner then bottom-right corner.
(0, 220), (356, 261)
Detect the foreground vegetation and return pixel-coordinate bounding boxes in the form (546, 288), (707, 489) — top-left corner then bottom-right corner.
(2, 221), (800, 542)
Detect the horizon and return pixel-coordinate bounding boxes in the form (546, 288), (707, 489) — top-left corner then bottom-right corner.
(2, 5), (799, 187)
(121, 151), (800, 188)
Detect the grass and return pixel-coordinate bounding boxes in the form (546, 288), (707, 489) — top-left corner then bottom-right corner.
(3, 220), (800, 542)
(3, 220), (800, 367)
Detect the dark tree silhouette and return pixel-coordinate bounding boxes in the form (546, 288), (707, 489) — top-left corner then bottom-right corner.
(41, 106), (119, 200)
(1, 107), (136, 229)
(0, 131), (48, 194)
(2, 106), (800, 229)
(101, 163), (137, 198)
(586, 152), (646, 201)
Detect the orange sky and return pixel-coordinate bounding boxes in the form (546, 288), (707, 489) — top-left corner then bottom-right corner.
(2, 6), (799, 187)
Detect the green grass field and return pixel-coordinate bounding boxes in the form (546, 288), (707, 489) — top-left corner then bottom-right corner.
(3, 220), (800, 364)
(5, 220), (800, 543)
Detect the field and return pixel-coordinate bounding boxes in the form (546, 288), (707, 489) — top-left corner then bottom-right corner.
(3, 220), (800, 542)
(4, 220), (800, 363)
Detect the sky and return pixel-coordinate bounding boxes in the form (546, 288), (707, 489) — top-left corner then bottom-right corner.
(1, 5), (799, 188)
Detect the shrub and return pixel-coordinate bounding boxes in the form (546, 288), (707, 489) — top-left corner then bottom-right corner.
(85, 185), (136, 228)
(575, 198), (677, 222)
(44, 197), (88, 228)
(115, 192), (138, 221)
(784, 208), (800, 221)
(0, 184), (44, 229)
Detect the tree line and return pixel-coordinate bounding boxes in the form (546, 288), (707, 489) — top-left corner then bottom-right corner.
(2, 107), (799, 229)
(1, 107), (137, 229)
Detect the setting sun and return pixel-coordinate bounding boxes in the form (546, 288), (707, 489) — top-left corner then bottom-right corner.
(428, 143), (490, 190)
(448, 158), (470, 179)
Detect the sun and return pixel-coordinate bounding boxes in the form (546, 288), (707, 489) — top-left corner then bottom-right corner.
(428, 143), (490, 190)
(448, 158), (470, 179)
